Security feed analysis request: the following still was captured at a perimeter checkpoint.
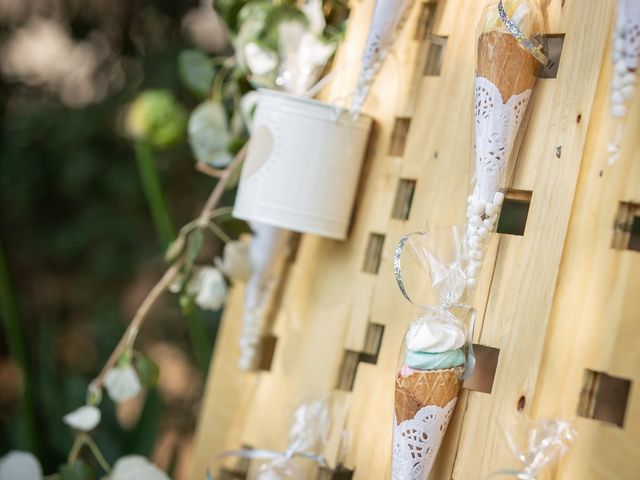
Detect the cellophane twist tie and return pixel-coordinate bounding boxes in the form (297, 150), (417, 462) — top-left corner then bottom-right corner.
(209, 399), (331, 479)
(393, 228), (476, 379)
(485, 416), (577, 479)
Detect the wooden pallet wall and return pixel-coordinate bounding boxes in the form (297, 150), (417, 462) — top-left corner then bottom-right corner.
(191, 0), (640, 478)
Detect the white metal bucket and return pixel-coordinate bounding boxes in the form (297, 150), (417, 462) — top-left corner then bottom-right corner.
(233, 89), (372, 240)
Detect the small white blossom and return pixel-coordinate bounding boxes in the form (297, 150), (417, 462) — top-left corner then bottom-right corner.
(188, 267), (228, 311)
(0, 451), (42, 480)
(168, 273), (184, 294)
(301, 0), (326, 35)
(110, 455), (170, 480)
(277, 21), (335, 94)
(244, 42), (278, 76)
(298, 32), (334, 69)
(104, 365), (142, 403)
(63, 405), (101, 432)
(215, 241), (252, 282)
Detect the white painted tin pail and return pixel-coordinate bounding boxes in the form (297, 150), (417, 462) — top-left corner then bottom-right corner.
(233, 89), (372, 240)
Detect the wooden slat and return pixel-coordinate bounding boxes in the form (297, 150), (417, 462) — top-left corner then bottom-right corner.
(192, 1), (640, 479)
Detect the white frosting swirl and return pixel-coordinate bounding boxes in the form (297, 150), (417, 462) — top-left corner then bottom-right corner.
(405, 317), (466, 353)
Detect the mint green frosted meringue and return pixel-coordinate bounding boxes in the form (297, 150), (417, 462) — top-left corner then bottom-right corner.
(405, 349), (465, 370)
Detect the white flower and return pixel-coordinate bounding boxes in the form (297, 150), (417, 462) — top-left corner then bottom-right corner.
(0, 451), (42, 480)
(188, 267), (228, 311)
(168, 273), (185, 293)
(104, 365), (142, 403)
(298, 32), (334, 70)
(63, 405), (101, 431)
(215, 241), (252, 282)
(301, 0), (326, 35)
(110, 455), (170, 480)
(188, 101), (232, 168)
(244, 42), (278, 76)
(277, 21), (335, 94)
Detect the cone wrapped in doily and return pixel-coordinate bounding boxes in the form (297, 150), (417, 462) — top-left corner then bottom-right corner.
(465, 0), (549, 292)
(350, 0), (415, 117)
(477, 31), (538, 102)
(238, 223), (291, 370)
(391, 229), (473, 480)
(394, 367), (464, 424)
(392, 340), (467, 480)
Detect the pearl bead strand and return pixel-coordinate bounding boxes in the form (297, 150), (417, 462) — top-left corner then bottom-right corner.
(464, 190), (504, 289)
(611, 14), (637, 119)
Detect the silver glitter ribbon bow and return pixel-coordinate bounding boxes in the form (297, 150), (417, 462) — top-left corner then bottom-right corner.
(498, 0), (553, 69)
(393, 229), (476, 380)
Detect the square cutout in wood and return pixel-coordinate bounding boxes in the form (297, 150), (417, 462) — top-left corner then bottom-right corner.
(218, 445), (253, 479)
(578, 369), (632, 428)
(336, 323), (384, 391)
(612, 201), (640, 251)
(391, 179), (417, 220)
(497, 189), (533, 236)
(630, 215), (640, 251)
(257, 335), (277, 371)
(219, 470), (246, 480)
(336, 350), (360, 391)
(317, 466), (355, 480)
(414, 2), (437, 40)
(537, 34), (565, 79)
(388, 117), (412, 156)
(362, 233), (385, 274)
(463, 344), (500, 394)
(360, 323), (385, 364)
(423, 35), (447, 76)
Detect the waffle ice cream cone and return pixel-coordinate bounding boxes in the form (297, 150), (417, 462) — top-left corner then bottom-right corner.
(477, 31), (538, 102)
(394, 367), (464, 424)
(392, 366), (464, 480)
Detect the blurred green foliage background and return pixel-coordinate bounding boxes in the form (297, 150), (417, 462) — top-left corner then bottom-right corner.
(0, 0), (228, 476)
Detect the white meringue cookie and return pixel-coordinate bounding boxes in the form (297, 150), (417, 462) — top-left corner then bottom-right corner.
(405, 317), (466, 353)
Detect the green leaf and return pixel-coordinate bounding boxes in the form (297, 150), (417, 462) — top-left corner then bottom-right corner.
(217, 216), (252, 238)
(117, 349), (133, 367)
(178, 50), (216, 99)
(237, 1), (273, 28)
(262, 6), (307, 50)
(188, 101), (233, 168)
(86, 384), (102, 407)
(179, 292), (196, 315)
(229, 109), (245, 137)
(214, 0), (251, 32)
(59, 459), (96, 480)
(234, 1), (275, 63)
(227, 135), (247, 156)
(134, 354), (160, 389)
(185, 228), (204, 271)
(165, 235), (186, 262)
(264, 5), (307, 33)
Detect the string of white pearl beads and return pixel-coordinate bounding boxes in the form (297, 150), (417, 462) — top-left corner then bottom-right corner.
(611, 18), (637, 118)
(464, 191), (504, 288)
